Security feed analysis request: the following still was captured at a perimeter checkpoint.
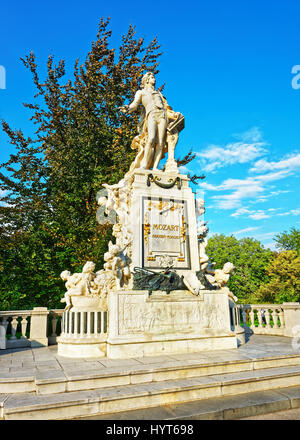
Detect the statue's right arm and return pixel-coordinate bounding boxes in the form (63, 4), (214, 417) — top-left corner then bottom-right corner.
(125, 90), (142, 114)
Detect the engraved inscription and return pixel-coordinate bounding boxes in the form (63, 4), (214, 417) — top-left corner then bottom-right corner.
(142, 197), (191, 269)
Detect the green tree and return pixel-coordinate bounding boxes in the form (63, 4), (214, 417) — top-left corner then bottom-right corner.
(0, 18), (201, 311)
(206, 234), (274, 303)
(274, 227), (300, 254)
(0, 18), (163, 310)
(254, 250), (300, 303)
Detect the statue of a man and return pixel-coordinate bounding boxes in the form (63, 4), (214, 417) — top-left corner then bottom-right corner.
(120, 72), (184, 172)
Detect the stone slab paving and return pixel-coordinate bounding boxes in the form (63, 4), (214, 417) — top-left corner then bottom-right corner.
(0, 335), (299, 383)
(74, 386), (300, 420)
(1, 335), (300, 419)
(241, 407), (300, 419)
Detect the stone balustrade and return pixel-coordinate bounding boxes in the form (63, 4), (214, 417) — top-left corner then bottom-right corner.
(0, 308), (64, 349)
(61, 310), (107, 338)
(237, 302), (300, 338)
(1, 302), (299, 351)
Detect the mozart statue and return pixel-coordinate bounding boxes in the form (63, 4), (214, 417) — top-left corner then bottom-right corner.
(120, 72), (184, 173)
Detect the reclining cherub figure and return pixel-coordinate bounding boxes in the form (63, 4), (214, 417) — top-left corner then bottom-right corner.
(60, 261), (96, 311)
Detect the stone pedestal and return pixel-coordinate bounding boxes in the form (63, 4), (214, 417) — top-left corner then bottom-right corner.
(283, 303), (300, 337)
(106, 289), (237, 359)
(0, 324), (6, 350)
(57, 297), (107, 358)
(30, 307), (49, 347)
(129, 169), (200, 276)
(57, 169), (241, 359)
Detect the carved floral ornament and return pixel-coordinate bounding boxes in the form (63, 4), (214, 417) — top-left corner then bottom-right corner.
(147, 173), (182, 189)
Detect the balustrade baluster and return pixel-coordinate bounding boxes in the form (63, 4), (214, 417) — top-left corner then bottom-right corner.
(237, 306), (242, 326)
(233, 308), (237, 326)
(51, 315), (58, 337)
(74, 312), (78, 337)
(87, 312), (91, 336)
(265, 309), (271, 328)
(249, 309), (255, 328)
(94, 312), (98, 335)
(67, 311), (70, 335)
(80, 312), (85, 336)
(64, 311), (67, 335)
(242, 310), (248, 328)
(272, 309), (279, 328)
(61, 313), (65, 335)
(101, 312), (105, 334)
(10, 316), (18, 340)
(279, 309), (285, 328)
(70, 312), (74, 334)
(257, 308), (263, 328)
(20, 316), (28, 339)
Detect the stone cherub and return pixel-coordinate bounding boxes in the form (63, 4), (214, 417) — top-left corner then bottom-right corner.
(120, 71), (184, 172)
(197, 222), (236, 293)
(215, 262), (235, 287)
(197, 222), (210, 272)
(60, 261), (96, 311)
(103, 241), (131, 290)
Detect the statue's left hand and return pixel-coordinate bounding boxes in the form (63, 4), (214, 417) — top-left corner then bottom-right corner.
(119, 105), (129, 114)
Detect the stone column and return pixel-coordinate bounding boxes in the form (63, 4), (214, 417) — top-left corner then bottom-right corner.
(282, 303), (300, 337)
(30, 307), (49, 347)
(0, 324), (6, 349)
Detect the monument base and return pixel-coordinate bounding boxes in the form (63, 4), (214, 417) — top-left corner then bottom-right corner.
(57, 336), (106, 358)
(57, 296), (107, 358)
(107, 289), (238, 359)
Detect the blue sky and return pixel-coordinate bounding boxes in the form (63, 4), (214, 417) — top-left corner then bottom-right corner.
(0, 0), (300, 250)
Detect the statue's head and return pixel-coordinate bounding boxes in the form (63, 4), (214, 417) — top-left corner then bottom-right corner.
(82, 261), (96, 273)
(60, 270), (71, 281)
(223, 262), (235, 274)
(110, 244), (121, 256)
(141, 71), (155, 89)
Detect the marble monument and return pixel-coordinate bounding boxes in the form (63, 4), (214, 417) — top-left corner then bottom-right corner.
(57, 72), (242, 358)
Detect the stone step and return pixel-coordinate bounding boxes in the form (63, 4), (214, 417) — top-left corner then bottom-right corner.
(1, 351), (300, 395)
(2, 365), (300, 419)
(76, 385), (300, 420)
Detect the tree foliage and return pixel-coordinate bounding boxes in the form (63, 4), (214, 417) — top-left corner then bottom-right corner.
(206, 234), (274, 303)
(274, 227), (300, 254)
(254, 250), (300, 304)
(0, 18), (164, 310)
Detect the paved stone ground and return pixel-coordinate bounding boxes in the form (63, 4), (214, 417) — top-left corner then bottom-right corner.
(1, 334), (300, 420)
(240, 407), (300, 419)
(0, 334), (299, 379)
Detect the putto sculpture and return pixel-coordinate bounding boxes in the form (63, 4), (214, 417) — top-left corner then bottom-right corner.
(60, 261), (97, 311)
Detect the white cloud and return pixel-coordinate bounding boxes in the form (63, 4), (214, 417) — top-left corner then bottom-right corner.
(197, 127), (267, 173)
(250, 152), (300, 174)
(249, 212), (270, 220)
(232, 226), (261, 235)
(197, 129), (299, 217)
(199, 167), (294, 210)
(277, 208), (300, 217)
(231, 208), (271, 220)
(252, 232), (277, 241)
(230, 206), (300, 220)
(233, 127), (264, 143)
(291, 208), (300, 215)
(200, 174), (277, 210)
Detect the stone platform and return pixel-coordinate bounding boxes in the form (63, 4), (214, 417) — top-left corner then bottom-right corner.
(1, 334), (300, 419)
